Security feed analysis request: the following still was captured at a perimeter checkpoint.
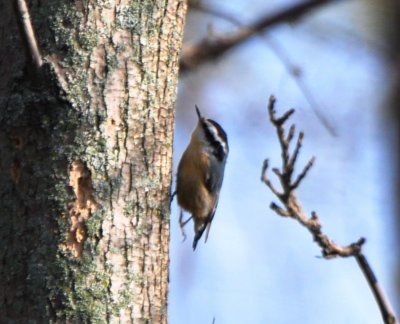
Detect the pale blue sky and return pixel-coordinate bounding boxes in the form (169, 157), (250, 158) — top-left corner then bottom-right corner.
(169, 1), (399, 323)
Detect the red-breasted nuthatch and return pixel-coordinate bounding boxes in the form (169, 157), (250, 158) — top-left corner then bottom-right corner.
(176, 106), (229, 250)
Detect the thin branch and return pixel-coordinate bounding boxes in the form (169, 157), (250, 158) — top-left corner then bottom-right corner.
(262, 95), (397, 324)
(270, 202), (291, 217)
(261, 160), (282, 198)
(355, 253), (398, 324)
(286, 124), (296, 144)
(288, 131), (304, 171)
(291, 156), (315, 190)
(181, 0), (343, 71)
(13, 0), (43, 70)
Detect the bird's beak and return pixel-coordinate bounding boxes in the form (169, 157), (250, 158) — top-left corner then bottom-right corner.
(195, 105), (202, 120)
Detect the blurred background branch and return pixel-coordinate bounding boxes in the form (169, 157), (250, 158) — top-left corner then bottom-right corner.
(185, 1), (338, 135)
(180, 0), (344, 72)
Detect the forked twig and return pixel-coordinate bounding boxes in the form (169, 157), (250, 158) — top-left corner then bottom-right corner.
(262, 95), (397, 324)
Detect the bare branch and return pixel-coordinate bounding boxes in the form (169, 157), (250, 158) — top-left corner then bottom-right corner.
(288, 131), (304, 170)
(270, 202), (291, 217)
(286, 124), (296, 144)
(277, 109), (296, 127)
(260, 159), (269, 179)
(269, 103), (295, 127)
(291, 156), (316, 190)
(261, 160), (282, 198)
(355, 253), (398, 324)
(181, 0), (345, 72)
(13, 0), (43, 70)
(268, 94), (277, 113)
(262, 96), (398, 324)
(263, 97), (363, 257)
(268, 96), (297, 169)
(272, 168), (282, 178)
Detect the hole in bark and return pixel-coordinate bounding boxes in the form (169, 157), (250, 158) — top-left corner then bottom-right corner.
(64, 160), (98, 257)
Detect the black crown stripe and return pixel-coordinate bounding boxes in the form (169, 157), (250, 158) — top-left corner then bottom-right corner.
(202, 119), (228, 162)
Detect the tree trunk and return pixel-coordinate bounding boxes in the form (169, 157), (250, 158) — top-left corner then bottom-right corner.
(0, 0), (186, 322)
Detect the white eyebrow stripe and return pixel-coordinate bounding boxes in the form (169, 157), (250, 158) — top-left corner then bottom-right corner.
(204, 120), (228, 155)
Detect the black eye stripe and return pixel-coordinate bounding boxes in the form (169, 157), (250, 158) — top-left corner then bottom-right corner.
(207, 120), (227, 143)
